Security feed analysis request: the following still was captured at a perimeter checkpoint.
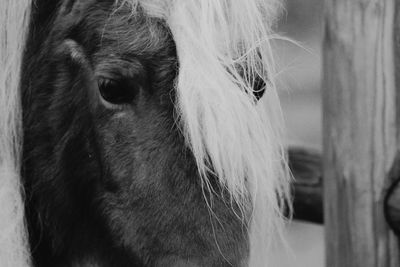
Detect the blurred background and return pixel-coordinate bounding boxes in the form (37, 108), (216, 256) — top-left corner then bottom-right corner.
(277, 0), (322, 149)
(270, 0), (324, 266)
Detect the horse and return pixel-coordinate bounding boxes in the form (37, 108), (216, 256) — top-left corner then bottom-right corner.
(1, 0), (290, 266)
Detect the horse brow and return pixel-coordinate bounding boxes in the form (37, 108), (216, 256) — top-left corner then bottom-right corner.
(95, 57), (147, 81)
(56, 39), (92, 73)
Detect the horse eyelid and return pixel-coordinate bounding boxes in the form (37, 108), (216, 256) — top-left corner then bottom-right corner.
(97, 77), (140, 109)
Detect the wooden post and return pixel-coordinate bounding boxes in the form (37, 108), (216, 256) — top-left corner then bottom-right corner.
(323, 0), (400, 266)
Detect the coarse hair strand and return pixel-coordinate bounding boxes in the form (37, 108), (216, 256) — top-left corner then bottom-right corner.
(0, 0), (32, 266)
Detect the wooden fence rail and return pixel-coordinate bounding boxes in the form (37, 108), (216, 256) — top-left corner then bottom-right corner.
(289, 148), (323, 224)
(289, 147), (400, 236)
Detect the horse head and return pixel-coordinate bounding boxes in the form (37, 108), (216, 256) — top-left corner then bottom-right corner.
(2, 0), (290, 266)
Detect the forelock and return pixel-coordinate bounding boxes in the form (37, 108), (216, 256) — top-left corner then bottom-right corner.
(121, 0), (291, 265)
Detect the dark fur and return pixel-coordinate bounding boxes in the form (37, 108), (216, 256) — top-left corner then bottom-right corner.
(21, 1), (249, 266)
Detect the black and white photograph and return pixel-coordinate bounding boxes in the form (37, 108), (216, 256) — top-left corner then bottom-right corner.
(0, 0), (399, 266)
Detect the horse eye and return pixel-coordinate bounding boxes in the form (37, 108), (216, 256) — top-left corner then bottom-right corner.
(98, 78), (138, 105)
(253, 75), (266, 101)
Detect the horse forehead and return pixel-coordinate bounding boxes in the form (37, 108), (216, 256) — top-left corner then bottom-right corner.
(100, 16), (171, 55)
(62, 2), (170, 55)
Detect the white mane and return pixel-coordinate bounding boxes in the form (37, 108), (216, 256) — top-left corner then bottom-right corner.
(1, 0), (291, 266)
(0, 1), (32, 266)
(129, 0), (291, 265)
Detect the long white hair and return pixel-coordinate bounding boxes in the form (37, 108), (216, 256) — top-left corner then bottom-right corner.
(1, 0), (290, 266)
(1, 1), (32, 266)
(128, 0), (291, 265)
